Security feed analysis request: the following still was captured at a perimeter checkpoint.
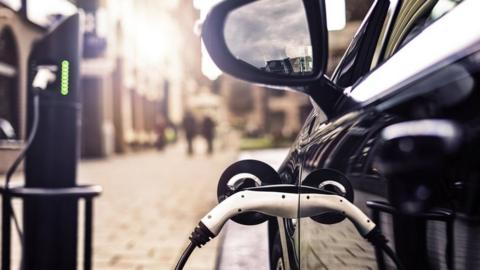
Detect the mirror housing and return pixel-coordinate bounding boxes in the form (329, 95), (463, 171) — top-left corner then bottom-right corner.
(202, 0), (329, 87)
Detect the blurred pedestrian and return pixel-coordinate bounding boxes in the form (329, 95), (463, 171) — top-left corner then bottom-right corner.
(182, 111), (196, 155)
(202, 115), (215, 155)
(155, 116), (167, 151)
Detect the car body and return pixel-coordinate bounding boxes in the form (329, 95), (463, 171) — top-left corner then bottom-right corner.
(202, 0), (480, 269)
(273, 1), (480, 269)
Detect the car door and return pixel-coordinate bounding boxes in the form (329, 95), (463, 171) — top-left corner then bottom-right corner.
(296, 0), (467, 269)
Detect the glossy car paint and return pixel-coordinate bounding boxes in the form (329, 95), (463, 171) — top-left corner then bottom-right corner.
(274, 1), (480, 269)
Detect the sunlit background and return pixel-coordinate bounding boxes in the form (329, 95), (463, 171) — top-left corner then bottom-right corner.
(0, 0), (373, 268)
(0, 0), (368, 154)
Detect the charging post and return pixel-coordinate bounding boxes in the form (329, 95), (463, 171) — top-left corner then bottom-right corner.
(22, 13), (86, 270)
(6, 14), (101, 270)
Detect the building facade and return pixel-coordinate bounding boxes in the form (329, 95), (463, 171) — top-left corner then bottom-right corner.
(0, 3), (43, 173)
(0, 0), (210, 162)
(76, 0), (206, 157)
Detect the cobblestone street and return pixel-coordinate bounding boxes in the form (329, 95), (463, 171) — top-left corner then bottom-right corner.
(78, 142), (237, 270)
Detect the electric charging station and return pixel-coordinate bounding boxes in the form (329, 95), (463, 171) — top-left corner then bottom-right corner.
(24, 13), (82, 270)
(0, 12), (100, 270)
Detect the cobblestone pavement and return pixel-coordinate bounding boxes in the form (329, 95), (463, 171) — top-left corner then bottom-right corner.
(78, 141), (237, 270)
(4, 145), (480, 269)
(0, 147), (389, 270)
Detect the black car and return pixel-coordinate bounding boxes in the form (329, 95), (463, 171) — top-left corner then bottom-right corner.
(201, 0), (480, 269)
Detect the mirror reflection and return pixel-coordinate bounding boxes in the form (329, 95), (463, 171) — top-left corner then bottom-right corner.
(224, 0), (313, 76)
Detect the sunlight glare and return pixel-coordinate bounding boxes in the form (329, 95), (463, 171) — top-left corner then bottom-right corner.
(326, 0), (346, 31)
(194, 0), (223, 80)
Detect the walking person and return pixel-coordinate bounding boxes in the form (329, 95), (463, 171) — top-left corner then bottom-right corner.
(182, 111), (196, 155)
(201, 115), (215, 155)
(155, 116), (167, 151)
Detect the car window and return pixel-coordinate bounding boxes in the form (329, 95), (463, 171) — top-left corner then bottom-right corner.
(332, 0), (463, 91)
(348, 0), (477, 103)
(331, 0), (388, 87)
(383, 0), (463, 60)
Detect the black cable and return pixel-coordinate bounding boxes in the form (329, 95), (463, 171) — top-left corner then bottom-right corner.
(175, 222), (214, 270)
(175, 242), (196, 270)
(381, 243), (403, 270)
(5, 93), (40, 188)
(4, 92), (40, 270)
(365, 227), (404, 270)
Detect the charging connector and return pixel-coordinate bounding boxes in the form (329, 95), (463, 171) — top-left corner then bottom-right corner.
(200, 189), (375, 237)
(176, 185), (402, 270)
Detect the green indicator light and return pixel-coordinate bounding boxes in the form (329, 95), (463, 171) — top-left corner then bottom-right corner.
(60, 60), (70, 96)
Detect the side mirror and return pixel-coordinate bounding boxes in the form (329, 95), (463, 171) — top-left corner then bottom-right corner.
(202, 0), (329, 87)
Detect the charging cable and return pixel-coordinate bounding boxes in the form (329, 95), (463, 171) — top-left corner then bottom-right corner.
(4, 92), (39, 270)
(175, 185), (403, 270)
(6, 64), (57, 189)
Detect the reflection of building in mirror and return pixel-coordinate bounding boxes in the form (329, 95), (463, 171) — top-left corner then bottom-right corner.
(261, 56), (312, 75)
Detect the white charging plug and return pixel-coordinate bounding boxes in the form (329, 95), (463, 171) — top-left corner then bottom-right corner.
(200, 189), (376, 237)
